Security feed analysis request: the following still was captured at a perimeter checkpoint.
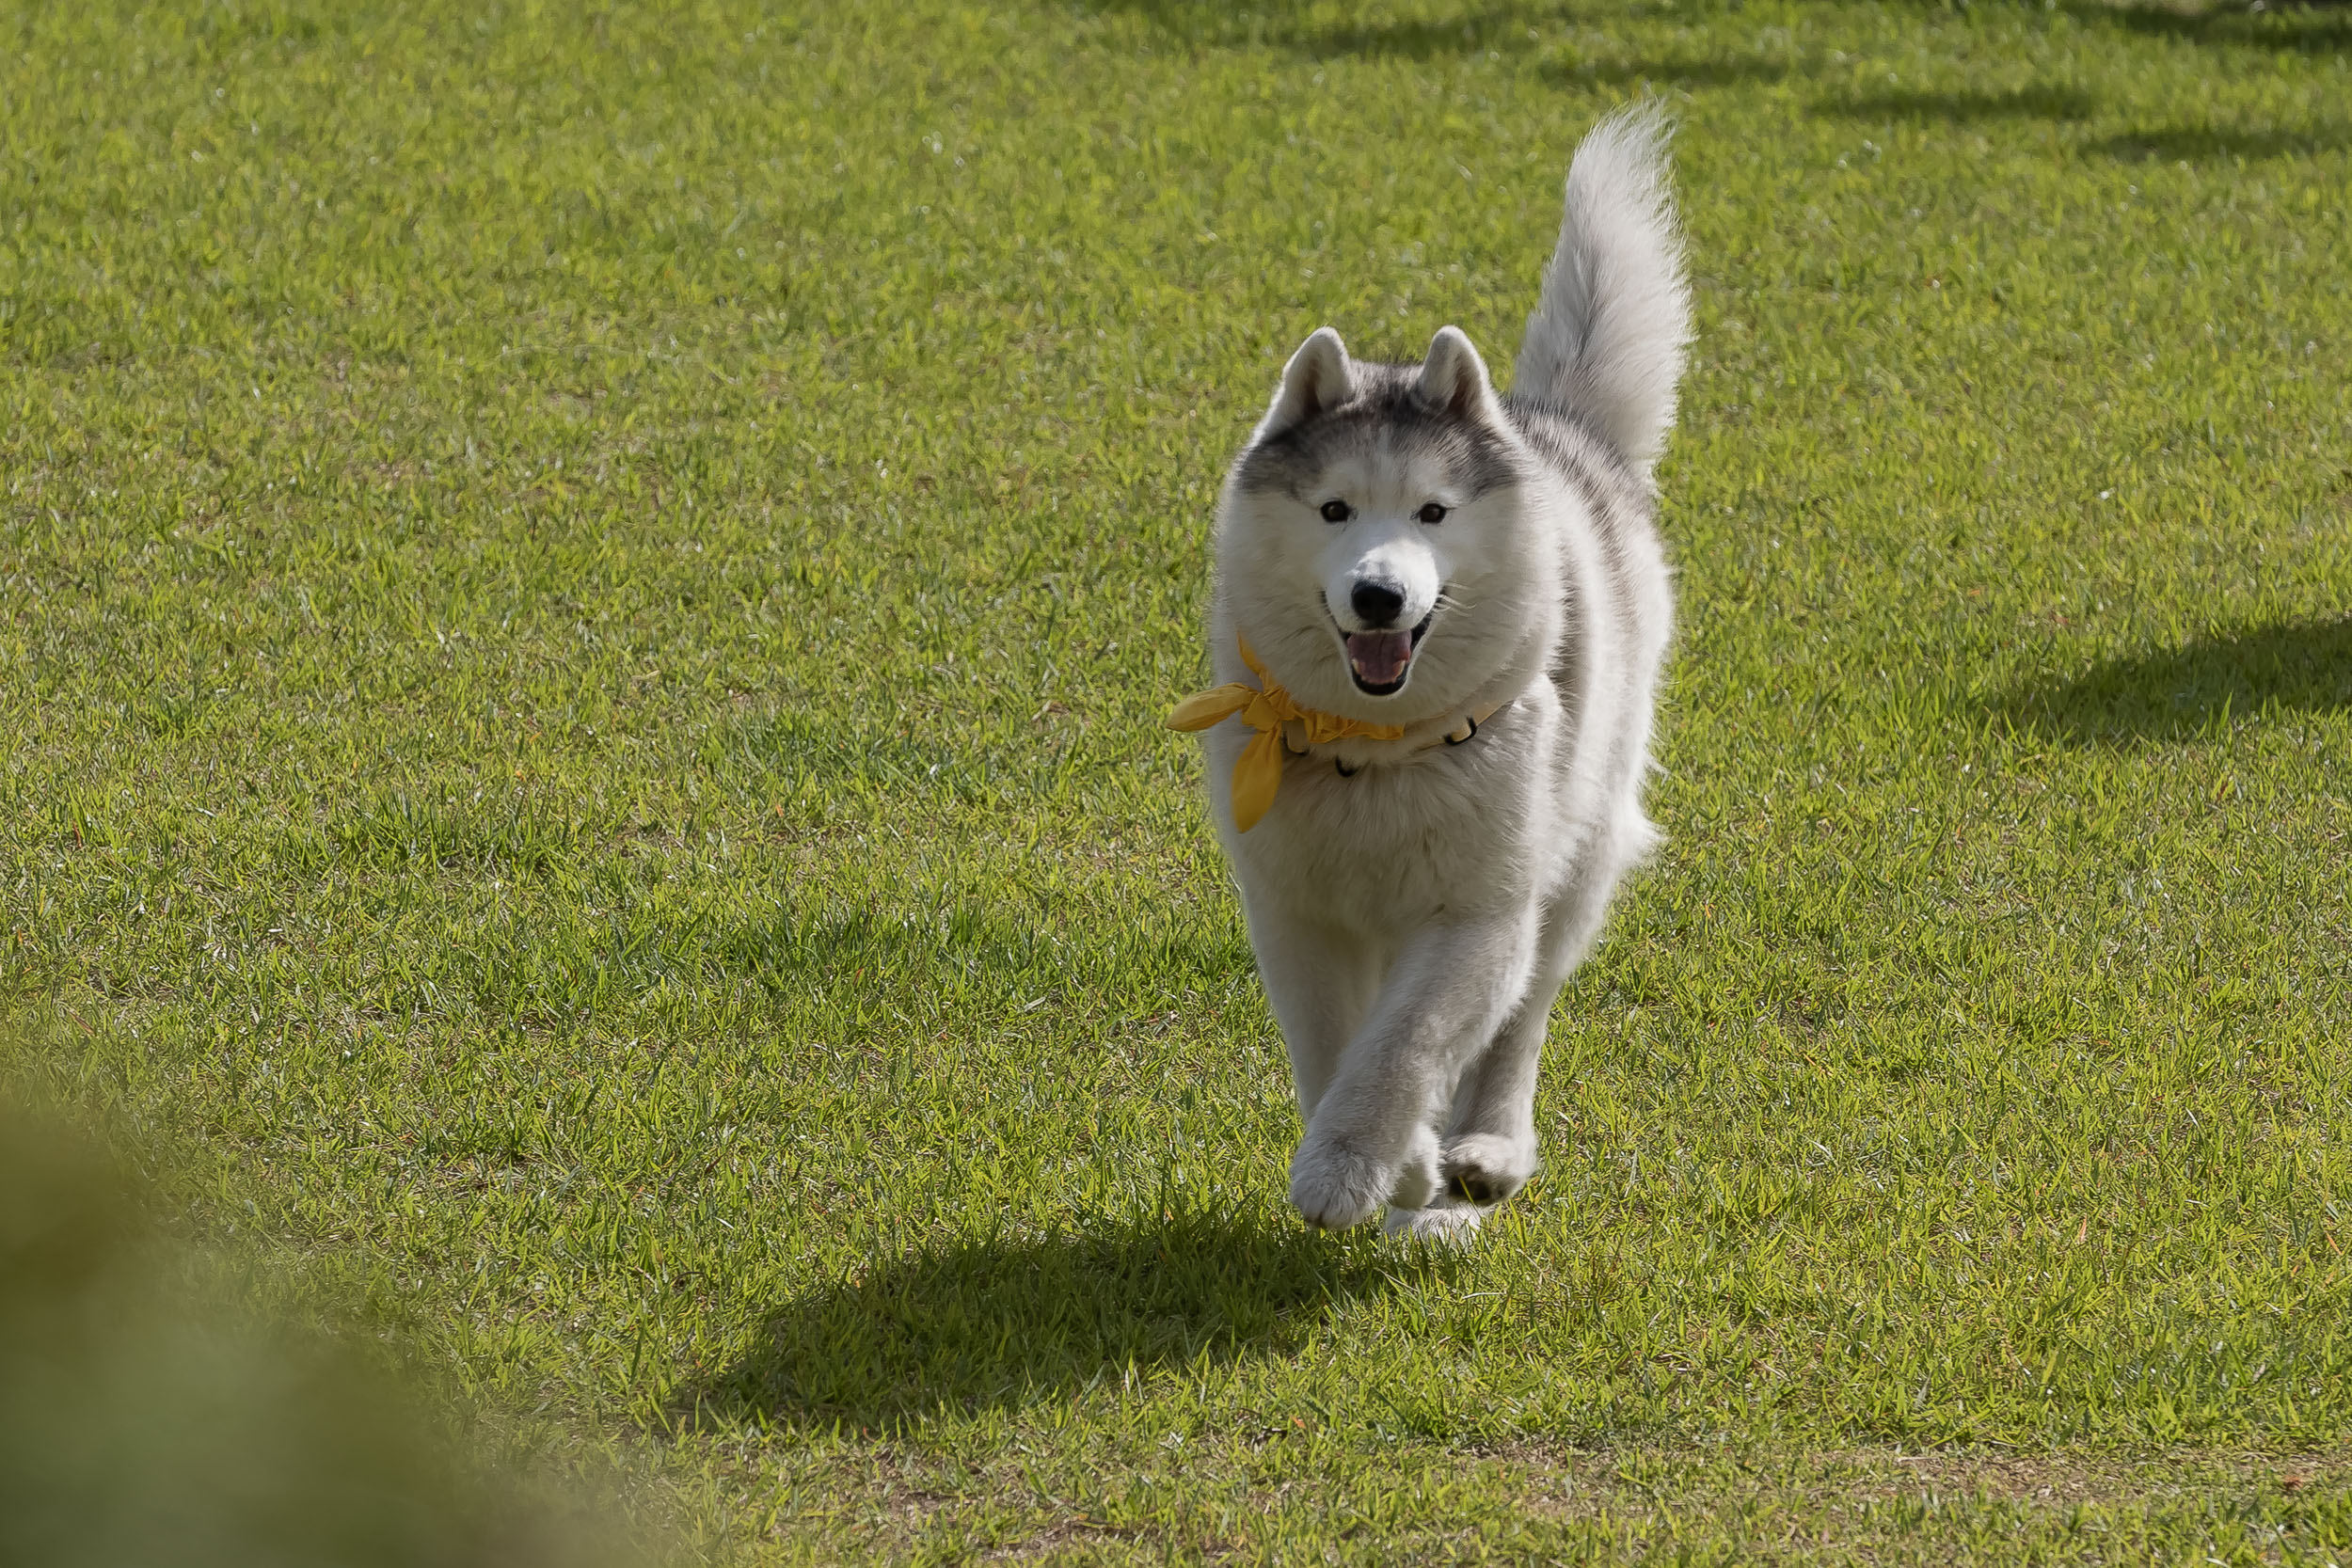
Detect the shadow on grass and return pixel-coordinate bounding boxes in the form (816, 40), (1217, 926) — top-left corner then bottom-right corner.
(1111, 0), (2351, 61)
(1884, 0), (2352, 55)
(679, 1204), (1413, 1433)
(2092, 124), (2348, 160)
(1089, 0), (1571, 60)
(2088, 1), (2352, 55)
(1997, 618), (2352, 745)
(1082, 0), (1467, 53)
(1295, 5), (1551, 59)
(1826, 85), (2096, 123)
(1548, 54), (1802, 88)
(1091, 0), (1815, 80)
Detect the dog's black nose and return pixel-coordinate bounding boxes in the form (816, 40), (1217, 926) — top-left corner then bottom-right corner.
(1350, 580), (1406, 627)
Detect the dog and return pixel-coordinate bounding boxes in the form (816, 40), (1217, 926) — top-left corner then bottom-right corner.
(1169, 106), (1691, 1240)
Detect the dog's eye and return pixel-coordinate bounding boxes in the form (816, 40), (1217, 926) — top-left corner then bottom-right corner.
(1319, 499), (1351, 523)
(1416, 502), (1448, 525)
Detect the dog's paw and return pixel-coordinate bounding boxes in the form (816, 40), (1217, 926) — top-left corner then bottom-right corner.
(1288, 1135), (1395, 1230)
(1441, 1132), (1538, 1205)
(1383, 1201), (1485, 1246)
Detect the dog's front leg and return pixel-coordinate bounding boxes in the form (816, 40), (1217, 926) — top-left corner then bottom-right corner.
(1443, 876), (1619, 1204)
(1244, 901), (1382, 1124)
(1287, 911), (1539, 1229)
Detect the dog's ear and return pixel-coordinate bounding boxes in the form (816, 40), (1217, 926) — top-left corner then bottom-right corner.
(1256, 327), (1355, 438)
(1414, 326), (1503, 426)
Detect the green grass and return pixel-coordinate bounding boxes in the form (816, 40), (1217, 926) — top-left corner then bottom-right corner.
(5, 0), (2351, 1560)
(0, 1093), (640, 1567)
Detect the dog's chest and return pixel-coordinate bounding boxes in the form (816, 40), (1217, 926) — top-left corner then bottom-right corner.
(1223, 718), (1551, 925)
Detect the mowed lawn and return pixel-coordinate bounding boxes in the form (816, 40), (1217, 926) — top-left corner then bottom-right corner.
(6, 0), (2352, 1560)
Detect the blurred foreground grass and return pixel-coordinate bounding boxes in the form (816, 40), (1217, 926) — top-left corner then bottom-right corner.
(0, 1085), (645, 1568)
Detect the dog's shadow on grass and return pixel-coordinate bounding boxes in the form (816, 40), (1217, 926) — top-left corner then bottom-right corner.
(1996, 617), (2352, 745)
(678, 1205), (1420, 1433)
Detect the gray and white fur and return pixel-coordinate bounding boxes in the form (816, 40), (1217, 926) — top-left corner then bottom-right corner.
(1191, 106), (1692, 1240)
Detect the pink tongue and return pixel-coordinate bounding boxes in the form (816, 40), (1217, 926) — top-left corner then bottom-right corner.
(1346, 630), (1415, 688)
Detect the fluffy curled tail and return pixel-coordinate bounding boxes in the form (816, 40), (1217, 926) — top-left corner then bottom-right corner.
(1513, 103), (1692, 478)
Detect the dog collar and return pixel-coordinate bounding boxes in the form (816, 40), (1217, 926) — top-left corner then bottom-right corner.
(1166, 637), (1498, 832)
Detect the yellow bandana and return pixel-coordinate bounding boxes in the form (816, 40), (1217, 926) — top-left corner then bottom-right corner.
(1166, 637), (1406, 832)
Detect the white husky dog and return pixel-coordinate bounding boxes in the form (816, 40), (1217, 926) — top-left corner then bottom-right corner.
(1169, 107), (1691, 1240)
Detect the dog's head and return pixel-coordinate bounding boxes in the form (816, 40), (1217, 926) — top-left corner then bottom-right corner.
(1214, 326), (1552, 721)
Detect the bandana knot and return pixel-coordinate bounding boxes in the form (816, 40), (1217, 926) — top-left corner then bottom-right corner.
(1166, 637), (1406, 832)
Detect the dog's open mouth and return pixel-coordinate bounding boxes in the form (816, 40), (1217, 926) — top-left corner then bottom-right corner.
(1346, 612), (1434, 696)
